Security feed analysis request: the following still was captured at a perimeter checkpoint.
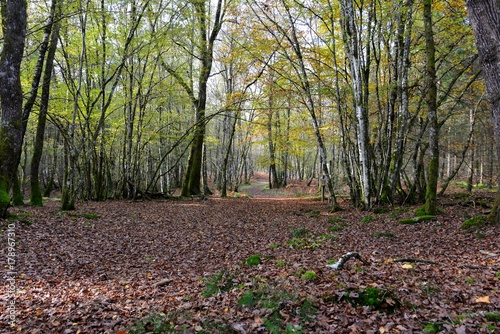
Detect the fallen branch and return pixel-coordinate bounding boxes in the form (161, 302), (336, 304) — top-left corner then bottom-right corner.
(326, 252), (369, 270)
(458, 264), (500, 270)
(393, 258), (439, 265)
(152, 278), (172, 287)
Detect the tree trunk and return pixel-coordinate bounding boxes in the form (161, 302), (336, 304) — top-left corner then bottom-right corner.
(179, 0), (225, 196)
(423, 0), (439, 215)
(339, 0), (372, 209)
(0, 0), (27, 217)
(30, 13), (60, 206)
(466, 0), (500, 223)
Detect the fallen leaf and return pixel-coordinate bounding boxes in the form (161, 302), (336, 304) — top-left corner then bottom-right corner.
(475, 296), (490, 303)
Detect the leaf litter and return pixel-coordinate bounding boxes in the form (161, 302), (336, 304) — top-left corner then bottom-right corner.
(0, 190), (499, 333)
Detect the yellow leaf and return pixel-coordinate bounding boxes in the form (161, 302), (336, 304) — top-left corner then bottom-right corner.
(402, 264), (413, 269)
(475, 296), (490, 303)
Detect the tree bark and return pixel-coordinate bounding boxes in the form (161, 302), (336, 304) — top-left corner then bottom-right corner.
(0, 0), (27, 217)
(466, 0), (500, 223)
(423, 0), (439, 215)
(30, 9), (60, 206)
(174, 0), (225, 196)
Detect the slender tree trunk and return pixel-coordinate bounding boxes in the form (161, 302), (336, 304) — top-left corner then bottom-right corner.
(423, 0), (439, 215)
(466, 0), (500, 223)
(0, 0), (27, 217)
(339, 0), (372, 209)
(30, 13), (60, 206)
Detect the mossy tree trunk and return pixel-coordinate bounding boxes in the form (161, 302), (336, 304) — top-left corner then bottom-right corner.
(0, 0), (27, 218)
(423, 0), (439, 215)
(161, 0), (225, 197)
(466, 0), (500, 223)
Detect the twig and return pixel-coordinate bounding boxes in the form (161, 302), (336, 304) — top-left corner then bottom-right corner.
(458, 264), (500, 270)
(153, 278), (172, 287)
(393, 258), (439, 265)
(326, 252), (369, 270)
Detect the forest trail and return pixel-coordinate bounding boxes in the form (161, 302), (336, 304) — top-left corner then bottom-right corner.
(237, 173), (318, 199)
(1, 193), (499, 333)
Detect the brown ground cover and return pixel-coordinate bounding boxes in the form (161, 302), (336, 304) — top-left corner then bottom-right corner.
(1, 179), (499, 333)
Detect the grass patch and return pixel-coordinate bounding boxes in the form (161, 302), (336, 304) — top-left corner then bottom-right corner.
(373, 207), (389, 214)
(292, 227), (308, 238)
(306, 210), (321, 218)
(373, 231), (395, 238)
(399, 215), (436, 224)
(360, 216), (373, 223)
(276, 260), (286, 267)
(201, 271), (234, 297)
(287, 237), (321, 249)
(81, 213), (100, 219)
(422, 322), (444, 333)
(245, 254), (261, 266)
(328, 216), (344, 224)
(485, 312), (500, 322)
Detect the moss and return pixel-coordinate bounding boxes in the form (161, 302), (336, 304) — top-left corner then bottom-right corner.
(301, 271), (317, 280)
(0, 179), (11, 218)
(30, 183), (43, 207)
(399, 215), (436, 224)
(461, 215), (486, 230)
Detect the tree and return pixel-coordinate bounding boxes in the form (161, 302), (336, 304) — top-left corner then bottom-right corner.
(422, 0), (439, 215)
(466, 0), (500, 223)
(162, 0), (227, 197)
(30, 0), (61, 206)
(0, 0), (28, 217)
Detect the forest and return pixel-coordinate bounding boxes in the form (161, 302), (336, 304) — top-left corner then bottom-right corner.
(0, 0), (499, 333)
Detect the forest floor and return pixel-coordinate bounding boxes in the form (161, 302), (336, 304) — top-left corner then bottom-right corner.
(1, 177), (499, 333)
